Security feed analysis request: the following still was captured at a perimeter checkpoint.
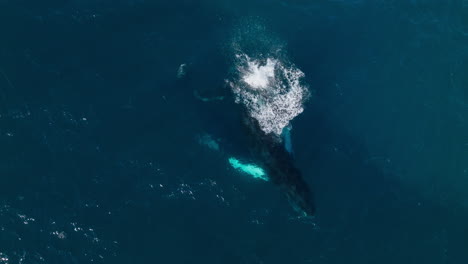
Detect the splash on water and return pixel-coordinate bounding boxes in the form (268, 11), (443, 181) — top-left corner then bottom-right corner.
(229, 53), (309, 137)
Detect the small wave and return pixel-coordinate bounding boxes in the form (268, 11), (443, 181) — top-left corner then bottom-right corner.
(229, 53), (309, 137)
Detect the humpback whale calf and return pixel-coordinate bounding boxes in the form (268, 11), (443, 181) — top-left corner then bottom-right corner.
(229, 53), (316, 217)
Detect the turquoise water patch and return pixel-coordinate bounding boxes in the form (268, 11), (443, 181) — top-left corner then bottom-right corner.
(228, 157), (269, 181)
(197, 134), (220, 151)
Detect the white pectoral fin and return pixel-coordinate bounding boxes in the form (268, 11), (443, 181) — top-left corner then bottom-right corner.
(282, 125), (293, 154)
(228, 157), (269, 181)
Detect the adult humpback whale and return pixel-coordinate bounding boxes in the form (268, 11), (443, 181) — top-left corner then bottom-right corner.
(229, 53), (316, 217)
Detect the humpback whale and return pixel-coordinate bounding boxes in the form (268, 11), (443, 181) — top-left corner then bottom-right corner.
(221, 48), (316, 217)
(189, 44), (315, 216)
(225, 51), (316, 217)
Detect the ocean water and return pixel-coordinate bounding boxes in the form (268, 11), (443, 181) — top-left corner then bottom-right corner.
(1, 0), (468, 263)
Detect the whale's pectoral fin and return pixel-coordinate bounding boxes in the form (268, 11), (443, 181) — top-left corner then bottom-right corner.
(228, 157), (269, 182)
(282, 125), (294, 155)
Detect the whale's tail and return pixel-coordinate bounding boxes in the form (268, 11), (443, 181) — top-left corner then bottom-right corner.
(283, 172), (316, 217)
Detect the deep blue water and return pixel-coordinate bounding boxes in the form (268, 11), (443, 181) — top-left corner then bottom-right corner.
(1, 0), (468, 263)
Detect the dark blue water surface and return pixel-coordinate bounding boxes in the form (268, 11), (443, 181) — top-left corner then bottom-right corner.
(1, 0), (468, 263)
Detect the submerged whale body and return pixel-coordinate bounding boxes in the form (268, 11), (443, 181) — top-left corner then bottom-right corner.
(228, 50), (315, 216)
(243, 114), (316, 217)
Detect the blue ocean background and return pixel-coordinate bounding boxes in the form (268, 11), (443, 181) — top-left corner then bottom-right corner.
(1, 0), (468, 263)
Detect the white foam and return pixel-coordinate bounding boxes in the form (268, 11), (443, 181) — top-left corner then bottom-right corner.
(230, 54), (309, 136)
(242, 58), (276, 89)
